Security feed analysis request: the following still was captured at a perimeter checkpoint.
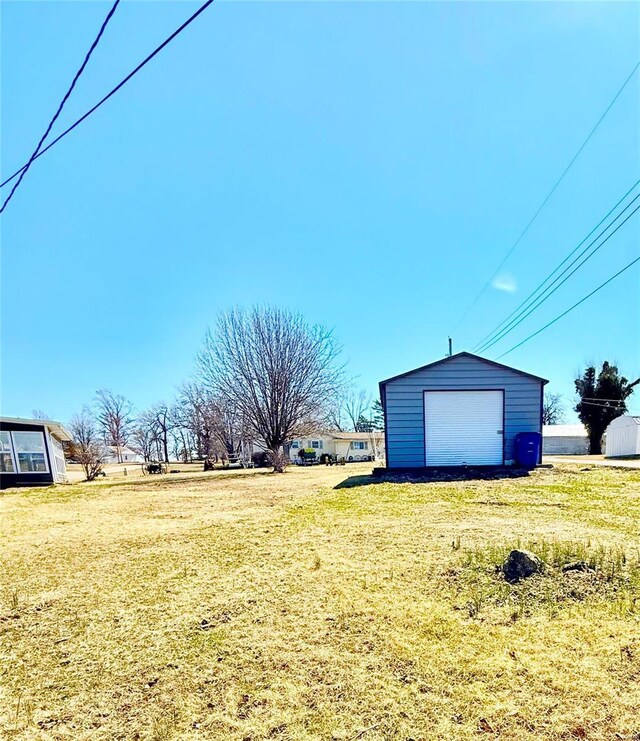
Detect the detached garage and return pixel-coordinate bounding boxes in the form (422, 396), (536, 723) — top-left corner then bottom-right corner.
(605, 416), (640, 458)
(379, 352), (547, 469)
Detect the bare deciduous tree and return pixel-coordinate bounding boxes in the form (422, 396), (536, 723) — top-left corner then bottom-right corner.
(198, 307), (343, 472)
(168, 402), (194, 463)
(69, 410), (105, 481)
(326, 388), (376, 432)
(130, 416), (157, 462)
(177, 382), (219, 463)
(150, 403), (172, 463)
(542, 392), (565, 425)
(345, 389), (372, 431)
(31, 409), (51, 421)
(94, 389), (134, 463)
(211, 396), (248, 461)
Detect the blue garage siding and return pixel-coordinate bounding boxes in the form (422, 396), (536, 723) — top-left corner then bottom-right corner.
(382, 353), (545, 468)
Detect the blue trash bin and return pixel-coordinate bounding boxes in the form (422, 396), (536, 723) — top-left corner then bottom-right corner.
(515, 432), (541, 468)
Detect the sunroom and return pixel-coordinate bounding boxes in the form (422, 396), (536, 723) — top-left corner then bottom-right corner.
(0, 417), (72, 489)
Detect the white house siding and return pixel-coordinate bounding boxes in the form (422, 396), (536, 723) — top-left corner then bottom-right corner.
(102, 447), (144, 464)
(288, 437), (334, 461)
(543, 436), (590, 455)
(542, 425), (589, 455)
(382, 354), (544, 469)
(287, 434), (384, 462)
(605, 416), (640, 458)
(334, 440), (375, 462)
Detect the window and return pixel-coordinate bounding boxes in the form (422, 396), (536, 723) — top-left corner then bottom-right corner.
(311, 440), (323, 449)
(12, 431), (48, 473)
(350, 441), (368, 450)
(0, 431), (15, 472)
(290, 441), (299, 449)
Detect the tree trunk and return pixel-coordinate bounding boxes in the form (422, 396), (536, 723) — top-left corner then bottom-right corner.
(269, 445), (286, 473)
(589, 433), (602, 455)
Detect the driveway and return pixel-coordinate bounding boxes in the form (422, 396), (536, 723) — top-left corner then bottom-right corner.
(544, 455), (640, 469)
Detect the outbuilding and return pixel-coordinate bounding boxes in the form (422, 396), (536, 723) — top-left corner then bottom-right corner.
(604, 415), (640, 458)
(0, 417), (72, 489)
(102, 445), (144, 464)
(542, 424), (589, 455)
(379, 352), (547, 469)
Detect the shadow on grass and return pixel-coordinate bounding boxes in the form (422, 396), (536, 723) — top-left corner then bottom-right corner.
(334, 467), (533, 489)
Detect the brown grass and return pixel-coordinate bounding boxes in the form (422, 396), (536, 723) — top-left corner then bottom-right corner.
(2, 463), (640, 740)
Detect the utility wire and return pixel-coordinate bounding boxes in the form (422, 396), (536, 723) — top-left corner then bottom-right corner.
(582, 400), (625, 405)
(450, 60), (640, 334)
(481, 200), (640, 352)
(473, 179), (640, 351)
(496, 255), (640, 359)
(476, 191), (640, 353)
(0, 0), (216, 191)
(583, 397), (630, 402)
(0, 1), (120, 213)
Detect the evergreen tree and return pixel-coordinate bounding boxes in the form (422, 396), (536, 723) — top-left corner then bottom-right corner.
(371, 399), (384, 430)
(575, 362), (638, 454)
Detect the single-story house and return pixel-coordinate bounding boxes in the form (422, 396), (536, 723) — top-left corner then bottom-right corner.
(331, 431), (385, 462)
(0, 416), (72, 489)
(287, 431), (385, 463)
(605, 415), (640, 458)
(102, 445), (144, 464)
(542, 424), (589, 455)
(379, 352), (547, 469)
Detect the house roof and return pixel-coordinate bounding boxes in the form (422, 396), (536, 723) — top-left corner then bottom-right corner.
(0, 416), (73, 441)
(331, 431), (384, 440)
(105, 445), (141, 455)
(379, 351), (548, 388)
(543, 424), (587, 438)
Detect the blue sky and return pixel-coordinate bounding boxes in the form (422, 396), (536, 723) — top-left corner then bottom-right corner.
(2, 1), (639, 424)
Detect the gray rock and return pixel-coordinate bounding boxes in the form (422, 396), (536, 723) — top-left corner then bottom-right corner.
(562, 560), (593, 573)
(503, 549), (543, 582)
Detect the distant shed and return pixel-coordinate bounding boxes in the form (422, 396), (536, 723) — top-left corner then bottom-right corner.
(605, 416), (640, 458)
(380, 352), (547, 469)
(542, 424), (589, 455)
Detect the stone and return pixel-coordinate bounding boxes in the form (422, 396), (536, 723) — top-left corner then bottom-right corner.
(562, 561), (594, 573)
(503, 549), (543, 582)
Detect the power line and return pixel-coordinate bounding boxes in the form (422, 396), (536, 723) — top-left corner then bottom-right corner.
(476, 190), (640, 353)
(0, 1), (120, 213)
(0, 0), (216, 191)
(473, 179), (640, 352)
(580, 399), (626, 407)
(482, 200), (640, 352)
(583, 397), (631, 403)
(496, 254), (640, 359)
(450, 60), (640, 334)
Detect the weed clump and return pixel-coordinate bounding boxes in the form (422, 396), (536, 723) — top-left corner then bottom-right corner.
(452, 539), (640, 619)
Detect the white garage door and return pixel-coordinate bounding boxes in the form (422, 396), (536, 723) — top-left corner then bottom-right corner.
(424, 390), (504, 466)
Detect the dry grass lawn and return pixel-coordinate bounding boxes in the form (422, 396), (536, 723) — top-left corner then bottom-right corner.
(2, 463), (640, 740)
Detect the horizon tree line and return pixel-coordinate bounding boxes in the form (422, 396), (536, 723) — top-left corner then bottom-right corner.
(63, 306), (637, 479)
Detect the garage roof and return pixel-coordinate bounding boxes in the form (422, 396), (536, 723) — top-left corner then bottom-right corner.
(379, 351), (548, 387)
